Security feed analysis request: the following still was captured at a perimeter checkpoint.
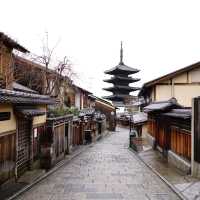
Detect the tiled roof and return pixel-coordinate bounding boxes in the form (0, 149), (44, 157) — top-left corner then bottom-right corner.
(88, 94), (115, 107)
(0, 89), (55, 105)
(144, 98), (182, 113)
(15, 107), (46, 117)
(13, 82), (38, 94)
(103, 94), (132, 101)
(162, 109), (191, 119)
(132, 112), (147, 124)
(104, 76), (140, 83)
(103, 85), (140, 92)
(105, 64), (139, 75)
(79, 108), (95, 116)
(0, 32), (29, 53)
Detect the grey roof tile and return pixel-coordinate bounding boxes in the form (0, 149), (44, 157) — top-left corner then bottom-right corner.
(0, 89), (55, 105)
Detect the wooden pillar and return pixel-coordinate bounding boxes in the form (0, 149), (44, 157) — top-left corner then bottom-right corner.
(191, 97), (200, 177)
(192, 97), (200, 177)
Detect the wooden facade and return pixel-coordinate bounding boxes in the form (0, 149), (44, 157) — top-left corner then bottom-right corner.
(94, 100), (116, 131)
(147, 112), (191, 160)
(193, 97), (200, 163)
(72, 119), (85, 146)
(147, 117), (156, 138)
(41, 115), (73, 169)
(0, 132), (16, 185)
(170, 126), (191, 160)
(0, 33), (55, 185)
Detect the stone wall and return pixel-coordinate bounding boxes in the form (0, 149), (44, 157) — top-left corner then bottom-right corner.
(168, 150), (191, 174)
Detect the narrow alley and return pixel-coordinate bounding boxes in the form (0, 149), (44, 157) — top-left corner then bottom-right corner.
(14, 127), (181, 200)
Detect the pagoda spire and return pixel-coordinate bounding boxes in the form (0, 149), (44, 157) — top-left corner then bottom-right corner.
(120, 41), (124, 64)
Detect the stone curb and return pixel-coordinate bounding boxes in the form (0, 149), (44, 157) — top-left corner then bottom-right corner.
(6, 132), (112, 200)
(128, 148), (188, 200)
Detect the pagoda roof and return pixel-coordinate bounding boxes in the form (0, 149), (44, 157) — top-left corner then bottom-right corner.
(104, 63), (139, 75)
(103, 76), (140, 83)
(103, 85), (140, 92)
(103, 94), (132, 101)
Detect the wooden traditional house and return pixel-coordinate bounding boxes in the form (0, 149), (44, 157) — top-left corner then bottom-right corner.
(139, 62), (200, 107)
(40, 115), (73, 169)
(138, 62), (200, 173)
(144, 99), (191, 173)
(0, 33), (55, 185)
(74, 85), (93, 110)
(14, 55), (73, 106)
(131, 112), (147, 137)
(89, 95), (116, 131)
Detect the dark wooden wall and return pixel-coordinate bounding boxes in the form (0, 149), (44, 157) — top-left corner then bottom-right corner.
(147, 117), (156, 137)
(147, 114), (191, 160)
(170, 126), (191, 160)
(194, 97), (200, 163)
(0, 133), (16, 184)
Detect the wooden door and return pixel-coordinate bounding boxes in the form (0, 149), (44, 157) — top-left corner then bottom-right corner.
(65, 123), (69, 154)
(0, 133), (16, 185)
(17, 119), (31, 177)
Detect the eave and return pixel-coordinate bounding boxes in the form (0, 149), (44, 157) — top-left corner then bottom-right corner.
(103, 86), (140, 92)
(103, 76), (140, 83)
(104, 63), (140, 75)
(103, 94), (133, 101)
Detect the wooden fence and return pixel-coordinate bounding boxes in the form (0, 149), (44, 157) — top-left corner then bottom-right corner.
(170, 126), (191, 160)
(54, 124), (65, 158)
(157, 124), (165, 149)
(147, 118), (156, 137)
(72, 121), (82, 146)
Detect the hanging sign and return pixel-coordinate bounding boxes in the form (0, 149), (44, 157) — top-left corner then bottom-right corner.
(0, 112), (11, 121)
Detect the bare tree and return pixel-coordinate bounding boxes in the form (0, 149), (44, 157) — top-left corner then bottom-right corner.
(14, 33), (76, 97)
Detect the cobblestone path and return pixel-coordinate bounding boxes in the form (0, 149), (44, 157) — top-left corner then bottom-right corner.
(17, 127), (181, 200)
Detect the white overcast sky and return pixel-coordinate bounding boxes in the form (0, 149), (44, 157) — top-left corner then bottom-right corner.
(1, 0), (200, 97)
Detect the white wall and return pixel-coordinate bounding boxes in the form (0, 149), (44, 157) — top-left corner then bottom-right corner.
(75, 91), (81, 109)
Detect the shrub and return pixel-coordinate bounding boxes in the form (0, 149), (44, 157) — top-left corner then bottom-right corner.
(48, 106), (79, 117)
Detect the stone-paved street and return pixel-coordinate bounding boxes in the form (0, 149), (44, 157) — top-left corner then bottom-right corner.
(17, 127), (181, 200)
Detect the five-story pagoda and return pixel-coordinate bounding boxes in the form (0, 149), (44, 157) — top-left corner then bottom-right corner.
(103, 42), (140, 106)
